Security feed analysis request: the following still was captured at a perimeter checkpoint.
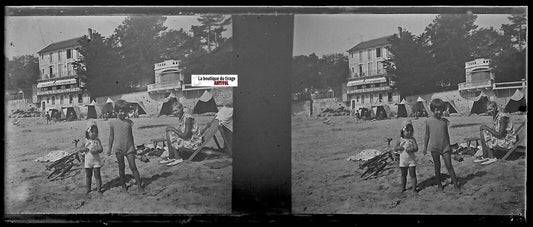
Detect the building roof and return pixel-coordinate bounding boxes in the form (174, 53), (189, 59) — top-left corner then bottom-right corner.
(347, 35), (394, 53)
(37, 36), (84, 54)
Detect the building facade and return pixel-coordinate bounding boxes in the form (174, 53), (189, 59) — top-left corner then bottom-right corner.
(345, 30), (401, 110)
(458, 58), (495, 92)
(35, 36), (91, 112)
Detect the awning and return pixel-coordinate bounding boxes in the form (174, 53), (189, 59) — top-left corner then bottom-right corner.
(347, 77), (387, 87)
(37, 78), (77, 88)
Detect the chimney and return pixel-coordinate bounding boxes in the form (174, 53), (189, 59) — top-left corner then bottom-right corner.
(88, 28), (92, 40)
(397, 27), (402, 38)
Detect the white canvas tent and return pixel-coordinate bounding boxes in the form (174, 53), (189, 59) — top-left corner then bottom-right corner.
(122, 96), (149, 115)
(470, 91), (490, 115)
(412, 96), (432, 117)
(504, 89), (527, 113)
(395, 99), (412, 117)
(371, 103), (391, 119)
(157, 93), (179, 116)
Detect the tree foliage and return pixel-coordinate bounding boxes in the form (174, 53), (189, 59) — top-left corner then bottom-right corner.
(291, 53), (349, 96)
(73, 32), (126, 98)
(5, 55), (40, 94)
(383, 31), (434, 96)
(113, 16), (168, 86)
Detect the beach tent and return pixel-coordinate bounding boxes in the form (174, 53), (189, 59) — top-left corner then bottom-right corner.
(470, 92), (490, 115)
(49, 108), (61, 120)
(440, 98), (459, 115)
(85, 100), (98, 119)
(395, 99), (411, 118)
(504, 89), (527, 113)
(122, 97), (148, 115)
(193, 90), (218, 114)
(62, 105), (81, 121)
(411, 96), (432, 117)
(371, 104), (391, 120)
(101, 97), (115, 117)
(158, 93), (178, 116)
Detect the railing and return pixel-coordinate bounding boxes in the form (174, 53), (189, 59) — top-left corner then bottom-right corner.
(147, 80), (182, 92)
(458, 80), (493, 91)
(36, 87), (82, 96)
(347, 86), (391, 94)
(493, 80), (527, 90)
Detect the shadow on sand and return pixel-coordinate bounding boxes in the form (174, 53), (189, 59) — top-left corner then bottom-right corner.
(418, 171), (488, 191)
(102, 172), (173, 192)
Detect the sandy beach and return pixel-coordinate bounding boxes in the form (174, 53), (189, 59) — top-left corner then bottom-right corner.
(5, 115), (231, 214)
(292, 114), (526, 215)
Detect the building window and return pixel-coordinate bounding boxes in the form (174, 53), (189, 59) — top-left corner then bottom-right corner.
(359, 64), (363, 76)
(67, 49), (72, 59)
(56, 85), (61, 90)
(49, 53), (53, 63)
(361, 95), (365, 103)
(49, 66), (54, 78)
(78, 94), (83, 103)
(377, 62), (381, 74)
(351, 67), (354, 74)
(41, 54), (44, 60)
(356, 96), (359, 102)
(42, 69), (45, 78)
(350, 53), (353, 58)
(60, 95), (64, 105)
(388, 92), (393, 102)
(359, 51), (363, 61)
(51, 96), (55, 105)
(379, 94), (383, 102)
(376, 48), (382, 58)
(58, 51), (61, 61)
(47, 97), (50, 103)
(370, 94), (374, 103)
(368, 50), (372, 60)
(69, 95), (73, 104)
(368, 62), (372, 76)
(351, 100), (355, 109)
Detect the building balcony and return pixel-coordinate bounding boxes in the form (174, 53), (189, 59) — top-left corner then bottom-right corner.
(36, 87), (82, 96)
(147, 80), (183, 93)
(458, 80), (493, 91)
(347, 85), (392, 94)
(38, 74), (77, 82)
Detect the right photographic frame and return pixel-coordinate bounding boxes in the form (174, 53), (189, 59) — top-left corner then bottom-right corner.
(291, 8), (527, 215)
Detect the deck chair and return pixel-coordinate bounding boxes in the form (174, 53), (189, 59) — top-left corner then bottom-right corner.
(166, 118), (232, 161)
(501, 122), (526, 161)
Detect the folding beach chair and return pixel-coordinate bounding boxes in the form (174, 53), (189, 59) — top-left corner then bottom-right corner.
(166, 118), (232, 161)
(501, 121), (526, 161)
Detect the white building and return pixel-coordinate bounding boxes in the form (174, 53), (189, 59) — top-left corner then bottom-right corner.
(345, 29), (402, 110)
(35, 34), (90, 112)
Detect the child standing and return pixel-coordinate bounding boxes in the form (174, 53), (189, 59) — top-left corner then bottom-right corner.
(394, 119), (418, 194)
(423, 98), (460, 191)
(107, 100), (144, 193)
(83, 120), (103, 194)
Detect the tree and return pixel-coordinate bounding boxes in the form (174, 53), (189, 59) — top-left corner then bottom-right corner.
(6, 55), (40, 93)
(73, 32), (126, 98)
(113, 16), (168, 88)
(421, 14), (479, 91)
(491, 14), (527, 83)
(195, 15), (231, 52)
(291, 53), (349, 96)
(160, 28), (194, 61)
(469, 27), (505, 59)
(384, 30), (435, 97)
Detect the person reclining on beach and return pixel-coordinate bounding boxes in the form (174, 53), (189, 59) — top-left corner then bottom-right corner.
(161, 101), (202, 166)
(475, 101), (518, 165)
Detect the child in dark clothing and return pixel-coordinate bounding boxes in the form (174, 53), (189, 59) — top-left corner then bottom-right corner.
(107, 99), (144, 193)
(422, 98), (460, 191)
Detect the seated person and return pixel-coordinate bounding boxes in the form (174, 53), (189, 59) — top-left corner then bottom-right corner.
(475, 101), (518, 165)
(215, 102), (233, 151)
(161, 101), (202, 165)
